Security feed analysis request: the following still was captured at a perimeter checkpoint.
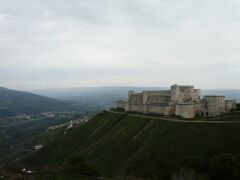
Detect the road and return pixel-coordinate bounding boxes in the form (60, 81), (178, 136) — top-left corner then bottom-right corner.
(107, 110), (240, 124)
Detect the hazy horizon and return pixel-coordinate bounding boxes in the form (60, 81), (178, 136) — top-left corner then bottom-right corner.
(2, 85), (240, 92)
(1, 0), (240, 90)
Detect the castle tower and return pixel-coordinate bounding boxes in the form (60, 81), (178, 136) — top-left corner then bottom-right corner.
(128, 90), (134, 100)
(142, 91), (150, 114)
(171, 84), (180, 102)
(204, 96), (226, 116)
(142, 91), (150, 104)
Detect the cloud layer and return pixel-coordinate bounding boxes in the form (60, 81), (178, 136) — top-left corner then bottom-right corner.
(0, 0), (240, 89)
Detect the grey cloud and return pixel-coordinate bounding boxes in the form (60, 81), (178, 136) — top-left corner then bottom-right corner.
(0, 0), (240, 89)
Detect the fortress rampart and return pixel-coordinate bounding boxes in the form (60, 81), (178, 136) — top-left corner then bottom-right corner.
(114, 84), (237, 119)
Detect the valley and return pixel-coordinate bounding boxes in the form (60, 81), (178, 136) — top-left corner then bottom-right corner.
(2, 0), (240, 179)
(0, 87), (239, 179)
(0, 88), (98, 163)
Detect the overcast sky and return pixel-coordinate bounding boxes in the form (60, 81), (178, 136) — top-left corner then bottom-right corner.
(0, 0), (240, 90)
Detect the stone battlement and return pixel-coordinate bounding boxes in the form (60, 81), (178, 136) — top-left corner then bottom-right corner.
(114, 84), (237, 119)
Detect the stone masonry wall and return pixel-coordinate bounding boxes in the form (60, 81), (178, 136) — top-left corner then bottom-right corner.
(147, 105), (175, 116)
(204, 96), (225, 116)
(175, 104), (195, 119)
(129, 104), (143, 113)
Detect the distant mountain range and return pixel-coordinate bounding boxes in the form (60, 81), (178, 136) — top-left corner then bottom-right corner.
(31, 86), (240, 109)
(0, 87), (74, 118)
(202, 89), (240, 101)
(31, 87), (168, 110)
(1, 86), (239, 118)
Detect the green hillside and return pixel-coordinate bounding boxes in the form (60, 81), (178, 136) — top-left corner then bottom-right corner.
(0, 87), (75, 117)
(20, 111), (240, 179)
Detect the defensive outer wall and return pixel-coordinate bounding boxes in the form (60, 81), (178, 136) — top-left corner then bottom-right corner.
(114, 84), (237, 119)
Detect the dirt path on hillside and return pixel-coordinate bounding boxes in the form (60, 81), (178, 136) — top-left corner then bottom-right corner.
(107, 110), (240, 124)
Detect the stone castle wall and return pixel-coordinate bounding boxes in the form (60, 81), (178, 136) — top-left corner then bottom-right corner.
(147, 105), (175, 116)
(129, 104), (143, 113)
(143, 90), (171, 96)
(114, 100), (127, 109)
(204, 96), (225, 116)
(175, 104), (195, 119)
(225, 100), (233, 111)
(142, 91), (171, 104)
(114, 84), (236, 119)
(171, 85), (199, 104)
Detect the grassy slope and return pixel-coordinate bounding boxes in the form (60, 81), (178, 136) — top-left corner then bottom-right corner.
(30, 128), (65, 146)
(21, 111), (240, 177)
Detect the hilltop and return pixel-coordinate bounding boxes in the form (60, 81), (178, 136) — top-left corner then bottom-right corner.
(20, 110), (240, 179)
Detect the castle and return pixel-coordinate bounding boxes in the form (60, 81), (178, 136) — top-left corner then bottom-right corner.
(114, 85), (237, 119)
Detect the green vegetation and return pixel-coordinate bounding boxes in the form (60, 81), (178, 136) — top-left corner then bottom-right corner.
(20, 111), (240, 179)
(0, 112), (89, 161)
(63, 156), (102, 177)
(30, 128), (65, 146)
(0, 87), (73, 117)
(0, 87), (98, 161)
(208, 153), (240, 180)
